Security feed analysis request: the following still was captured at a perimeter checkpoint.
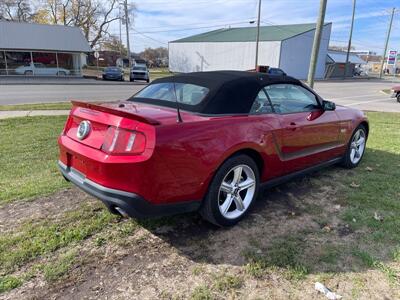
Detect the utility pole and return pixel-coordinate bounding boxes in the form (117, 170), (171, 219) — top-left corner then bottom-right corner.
(119, 6), (122, 57)
(307, 0), (327, 88)
(124, 0), (131, 68)
(254, 0), (262, 70)
(379, 8), (395, 79)
(344, 0), (356, 79)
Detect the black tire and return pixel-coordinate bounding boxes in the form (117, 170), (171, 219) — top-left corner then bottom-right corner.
(341, 124), (367, 169)
(130, 78), (134, 82)
(396, 92), (400, 103)
(146, 79), (150, 83)
(200, 154), (260, 227)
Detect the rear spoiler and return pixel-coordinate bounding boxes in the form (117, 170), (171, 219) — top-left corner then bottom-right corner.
(71, 101), (160, 125)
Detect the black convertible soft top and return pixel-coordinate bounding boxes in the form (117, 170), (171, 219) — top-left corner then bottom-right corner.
(131, 70), (302, 114)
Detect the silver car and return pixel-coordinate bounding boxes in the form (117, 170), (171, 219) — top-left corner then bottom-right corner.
(15, 62), (70, 76)
(130, 65), (149, 82)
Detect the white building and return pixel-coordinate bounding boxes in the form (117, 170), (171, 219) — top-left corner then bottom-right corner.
(0, 21), (91, 76)
(169, 23), (332, 80)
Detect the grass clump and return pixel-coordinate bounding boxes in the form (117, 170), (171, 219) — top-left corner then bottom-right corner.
(244, 236), (309, 280)
(42, 250), (77, 282)
(0, 276), (23, 293)
(0, 203), (116, 274)
(214, 273), (243, 292)
(353, 249), (398, 283)
(190, 285), (213, 300)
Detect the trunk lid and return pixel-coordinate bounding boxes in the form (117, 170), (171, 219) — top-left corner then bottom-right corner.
(64, 100), (202, 150)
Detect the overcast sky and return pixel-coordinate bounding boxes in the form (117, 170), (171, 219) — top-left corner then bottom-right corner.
(108, 0), (400, 54)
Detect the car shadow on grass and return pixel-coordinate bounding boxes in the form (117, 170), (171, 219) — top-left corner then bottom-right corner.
(139, 149), (400, 280)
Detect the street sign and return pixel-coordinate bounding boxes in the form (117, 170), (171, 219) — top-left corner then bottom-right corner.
(387, 50), (397, 65)
(94, 51), (99, 59)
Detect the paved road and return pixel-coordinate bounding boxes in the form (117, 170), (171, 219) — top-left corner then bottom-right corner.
(314, 80), (399, 112)
(0, 84), (144, 104)
(0, 79), (399, 112)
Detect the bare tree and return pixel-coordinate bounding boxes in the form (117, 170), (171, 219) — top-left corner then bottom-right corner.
(1, 0), (136, 49)
(0, 0), (35, 21)
(140, 47), (168, 67)
(88, 0), (120, 48)
(102, 35), (128, 55)
(39, 0), (127, 49)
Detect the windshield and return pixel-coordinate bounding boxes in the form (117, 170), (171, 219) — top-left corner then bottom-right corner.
(133, 82), (209, 105)
(132, 66), (147, 71)
(105, 67), (120, 72)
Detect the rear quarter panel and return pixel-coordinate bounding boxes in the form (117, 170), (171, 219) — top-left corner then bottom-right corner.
(334, 106), (368, 143)
(153, 114), (283, 202)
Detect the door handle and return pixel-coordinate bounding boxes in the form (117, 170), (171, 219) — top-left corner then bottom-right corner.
(287, 122), (298, 131)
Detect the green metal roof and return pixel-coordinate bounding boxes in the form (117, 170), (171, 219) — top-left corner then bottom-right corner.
(171, 23), (329, 43)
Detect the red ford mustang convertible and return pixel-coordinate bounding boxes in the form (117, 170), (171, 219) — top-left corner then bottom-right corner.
(58, 71), (368, 226)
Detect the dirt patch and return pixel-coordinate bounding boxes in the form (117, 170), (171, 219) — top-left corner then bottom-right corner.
(1, 168), (399, 300)
(0, 188), (94, 233)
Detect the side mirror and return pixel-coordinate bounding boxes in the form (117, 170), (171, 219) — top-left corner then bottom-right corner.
(322, 100), (336, 111)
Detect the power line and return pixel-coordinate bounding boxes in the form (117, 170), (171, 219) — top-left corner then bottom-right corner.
(120, 21), (256, 34)
(132, 29), (169, 45)
(132, 18), (256, 31)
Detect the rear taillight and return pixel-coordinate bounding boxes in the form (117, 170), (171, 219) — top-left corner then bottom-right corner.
(101, 126), (146, 155)
(62, 116), (73, 135)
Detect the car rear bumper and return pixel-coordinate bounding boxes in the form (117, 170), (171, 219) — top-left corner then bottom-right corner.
(130, 73), (148, 80)
(103, 75), (122, 80)
(58, 160), (201, 218)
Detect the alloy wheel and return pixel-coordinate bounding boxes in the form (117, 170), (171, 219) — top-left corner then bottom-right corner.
(350, 128), (366, 164)
(218, 164), (256, 219)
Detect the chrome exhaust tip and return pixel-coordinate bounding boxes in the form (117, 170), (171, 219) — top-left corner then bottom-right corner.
(114, 206), (129, 218)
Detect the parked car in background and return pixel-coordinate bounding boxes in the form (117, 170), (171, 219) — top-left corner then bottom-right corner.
(58, 71), (368, 227)
(130, 65), (150, 82)
(390, 86), (400, 103)
(102, 67), (124, 81)
(15, 62), (70, 76)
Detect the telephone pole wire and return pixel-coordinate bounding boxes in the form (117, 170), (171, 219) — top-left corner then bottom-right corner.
(344, 0), (356, 79)
(255, 0), (262, 70)
(307, 0), (327, 88)
(379, 8), (395, 79)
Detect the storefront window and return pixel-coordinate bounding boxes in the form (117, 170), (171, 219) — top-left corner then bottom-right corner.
(31, 52), (60, 76)
(57, 53), (73, 74)
(5, 51), (32, 75)
(0, 51), (82, 76)
(0, 51), (6, 75)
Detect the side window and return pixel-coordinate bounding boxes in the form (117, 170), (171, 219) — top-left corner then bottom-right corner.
(250, 89), (273, 114)
(265, 84), (319, 114)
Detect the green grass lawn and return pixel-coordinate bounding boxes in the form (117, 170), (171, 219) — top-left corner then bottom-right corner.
(0, 112), (399, 296)
(150, 68), (173, 80)
(0, 102), (72, 111)
(0, 116), (69, 204)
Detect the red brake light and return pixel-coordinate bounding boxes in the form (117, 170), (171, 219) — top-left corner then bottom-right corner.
(101, 126), (146, 155)
(62, 116), (73, 135)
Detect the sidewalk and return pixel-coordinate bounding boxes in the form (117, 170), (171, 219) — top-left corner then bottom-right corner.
(0, 110), (70, 119)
